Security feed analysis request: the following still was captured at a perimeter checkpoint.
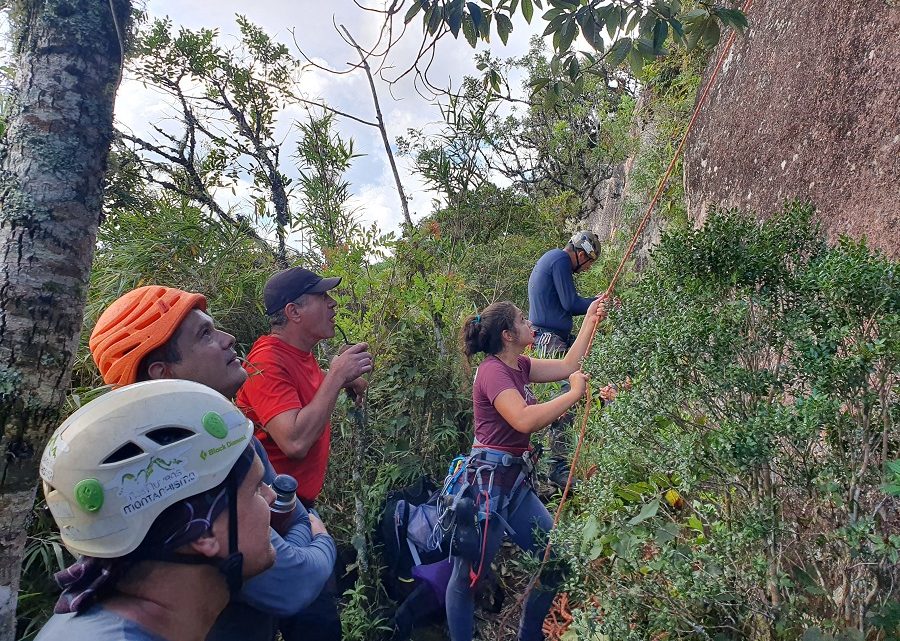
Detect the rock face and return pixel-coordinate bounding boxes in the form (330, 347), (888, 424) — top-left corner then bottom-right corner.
(684, 0), (900, 258)
(584, 91), (662, 268)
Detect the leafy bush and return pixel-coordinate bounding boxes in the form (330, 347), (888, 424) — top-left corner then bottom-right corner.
(15, 501), (74, 641)
(558, 202), (899, 640)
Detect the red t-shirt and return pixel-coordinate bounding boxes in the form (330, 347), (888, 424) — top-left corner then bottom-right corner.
(236, 335), (330, 504)
(472, 355), (535, 453)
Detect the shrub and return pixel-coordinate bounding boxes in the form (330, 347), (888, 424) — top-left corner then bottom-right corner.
(559, 202), (899, 640)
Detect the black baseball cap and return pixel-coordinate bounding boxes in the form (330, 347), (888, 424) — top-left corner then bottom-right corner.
(263, 267), (341, 315)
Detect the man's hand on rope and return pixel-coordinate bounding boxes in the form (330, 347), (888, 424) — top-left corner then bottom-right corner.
(587, 293), (610, 323)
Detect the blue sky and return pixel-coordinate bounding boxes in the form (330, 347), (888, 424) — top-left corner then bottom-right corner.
(115, 1), (542, 235)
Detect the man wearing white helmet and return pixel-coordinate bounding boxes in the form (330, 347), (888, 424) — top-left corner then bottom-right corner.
(88, 285), (337, 641)
(35, 380), (276, 640)
(527, 231), (607, 488)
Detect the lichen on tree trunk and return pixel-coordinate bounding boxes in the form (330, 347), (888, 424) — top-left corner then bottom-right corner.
(0, 1), (130, 638)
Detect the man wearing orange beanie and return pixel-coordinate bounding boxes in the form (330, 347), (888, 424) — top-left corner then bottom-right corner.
(89, 285), (337, 641)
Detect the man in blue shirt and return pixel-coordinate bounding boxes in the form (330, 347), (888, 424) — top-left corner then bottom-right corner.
(527, 231), (602, 488)
(89, 286), (338, 641)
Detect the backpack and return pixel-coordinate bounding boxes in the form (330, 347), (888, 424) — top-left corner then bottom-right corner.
(377, 475), (450, 601)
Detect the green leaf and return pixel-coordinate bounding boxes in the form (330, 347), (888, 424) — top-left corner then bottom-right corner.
(426, 5), (442, 34)
(541, 7), (564, 21)
(582, 515), (599, 548)
(687, 515), (704, 532)
(529, 76), (550, 93)
(468, 2), (483, 31)
(577, 11), (603, 51)
(549, 54), (560, 74)
(557, 17), (576, 53)
(462, 14), (478, 46)
(628, 498), (660, 525)
(496, 13), (513, 45)
(638, 13), (656, 39)
(605, 6), (620, 38)
(716, 7), (749, 33)
(684, 21), (703, 51)
(521, 0), (534, 23)
(480, 11), (493, 39)
(626, 9), (643, 34)
(652, 19), (668, 53)
(542, 82), (560, 110)
(607, 36), (632, 68)
(615, 485), (642, 501)
(655, 522), (680, 544)
(404, 0), (425, 24)
(447, 4), (464, 36)
(543, 13), (567, 37)
(567, 56), (580, 82)
(649, 473), (669, 489)
(635, 36), (656, 57)
(701, 17), (721, 48)
(683, 8), (708, 21)
(572, 73), (584, 94)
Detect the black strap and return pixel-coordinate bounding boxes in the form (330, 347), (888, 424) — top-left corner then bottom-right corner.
(221, 470), (244, 595)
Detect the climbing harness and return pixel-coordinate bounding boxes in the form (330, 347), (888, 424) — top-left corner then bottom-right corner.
(438, 445), (541, 587)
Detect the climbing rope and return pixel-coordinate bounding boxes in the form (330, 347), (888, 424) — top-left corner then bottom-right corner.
(510, 3), (755, 637)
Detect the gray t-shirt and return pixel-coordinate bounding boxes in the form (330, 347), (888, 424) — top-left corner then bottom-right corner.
(36, 605), (167, 641)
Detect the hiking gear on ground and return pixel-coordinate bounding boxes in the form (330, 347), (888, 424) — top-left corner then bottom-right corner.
(89, 285), (206, 386)
(377, 476), (448, 602)
(569, 230), (601, 260)
(263, 266), (341, 315)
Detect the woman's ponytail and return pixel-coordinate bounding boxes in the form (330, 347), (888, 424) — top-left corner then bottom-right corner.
(459, 302), (519, 365)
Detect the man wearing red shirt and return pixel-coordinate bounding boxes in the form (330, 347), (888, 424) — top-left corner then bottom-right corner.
(237, 266), (373, 506)
(237, 267), (372, 641)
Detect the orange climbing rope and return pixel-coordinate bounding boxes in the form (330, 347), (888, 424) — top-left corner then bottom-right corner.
(517, 3), (755, 637)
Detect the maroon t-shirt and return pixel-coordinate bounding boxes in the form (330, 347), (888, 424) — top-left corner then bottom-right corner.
(472, 355), (535, 453)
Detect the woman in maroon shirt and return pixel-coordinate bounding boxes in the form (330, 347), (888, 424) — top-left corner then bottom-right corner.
(445, 296), (607, 641)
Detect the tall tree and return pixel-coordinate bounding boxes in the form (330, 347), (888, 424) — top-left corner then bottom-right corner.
(124, 16), (301, 266)
(0, 1), (130, 638)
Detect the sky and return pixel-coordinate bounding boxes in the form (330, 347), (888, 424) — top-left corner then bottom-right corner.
(114, 0), (544, 236)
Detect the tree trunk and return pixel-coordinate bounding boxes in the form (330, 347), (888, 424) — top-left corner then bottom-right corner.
(0, 1), (129, 638)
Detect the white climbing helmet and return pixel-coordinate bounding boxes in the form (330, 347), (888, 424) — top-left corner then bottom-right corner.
(39, 379), (253, 558)
(569, 230), (602, 260)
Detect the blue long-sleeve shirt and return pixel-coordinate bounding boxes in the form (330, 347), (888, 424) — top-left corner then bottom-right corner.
(206, 438), (337, 641)
(527, 248), (595, 340)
